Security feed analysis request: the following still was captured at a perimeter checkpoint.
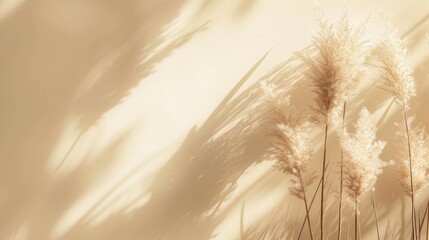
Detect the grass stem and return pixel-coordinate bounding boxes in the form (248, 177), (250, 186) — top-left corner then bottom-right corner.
(338, 101), (347, 240)
(321, 123), (329, 240)
(371, 189), (381, 240)
(302, 184), (314, 240)
(426, 200), (429, 240)
(419, 201), (429, 235)
(298, 163), (330, 240)
(355, 197), (358, 240)
(403, 107), (416, 240)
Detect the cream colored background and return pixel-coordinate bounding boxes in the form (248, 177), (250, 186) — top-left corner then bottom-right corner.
(0, 0), (428, 239)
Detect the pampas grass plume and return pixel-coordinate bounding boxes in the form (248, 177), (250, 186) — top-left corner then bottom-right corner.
(374, 21), (416, 110)
(395, 117), (429, 197)
(297, 13), (369, 125)
(340, 108), (388, 203)
(261, 81), (316, 199)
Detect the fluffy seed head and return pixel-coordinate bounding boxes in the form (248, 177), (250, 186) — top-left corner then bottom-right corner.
(340, 108), (388, 203)
(395, 117), (429, 197)
(373, 21), (416, 110)
(298, 13), (370, 125)
(261, 82), (316, 200)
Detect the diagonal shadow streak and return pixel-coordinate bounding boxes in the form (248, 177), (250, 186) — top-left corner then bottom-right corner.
(56, 46), (310, 240)
(0, 1), (207, 238)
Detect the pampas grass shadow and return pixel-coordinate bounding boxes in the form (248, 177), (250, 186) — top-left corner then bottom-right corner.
(0, 0), (201, 238)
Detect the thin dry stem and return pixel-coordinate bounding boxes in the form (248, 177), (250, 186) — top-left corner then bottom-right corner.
(338, 100), (347, 240)
(371, 188), (381, 240)
(298, 13), (369, 240)
(355, 197), (359, 240)
(321, 123), (328, 240)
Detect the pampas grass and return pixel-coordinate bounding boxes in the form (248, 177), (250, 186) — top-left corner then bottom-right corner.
(395, 115), (429, 240)
(297, 12), (369, 126)
(253, 11), (429, 240)
(373, 20), (419, 239)
(297, 12), (369, 239)
(374, 22), (416, 111)
(340, 108), (387, 205)
(395, 117), (429, 198)
(261, 81), (317, 240)
(339, 108), (388, 239)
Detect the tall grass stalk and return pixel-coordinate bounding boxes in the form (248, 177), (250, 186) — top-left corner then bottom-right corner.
(374, 19), (419, 239)
(301, 183), (314, 240)
(338, 100), (347, 240)
(403, 108), (416, 240)
(371, 188), (381, 240)
(297, 13), (369, 238)
(261, 82), (317, 240)
(321, 123), (328, 240)
(355, 197), (359, 240)
(427, 201), (429, 240)
(419, 201), (428, 236)
(340, 108), (387, 240)
(298, 162), (330, 240)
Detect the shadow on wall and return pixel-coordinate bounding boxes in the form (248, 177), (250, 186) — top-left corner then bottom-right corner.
(0, 0), (265, 239)
(55, 44), (312, 239)
(0, 0), (206, 238)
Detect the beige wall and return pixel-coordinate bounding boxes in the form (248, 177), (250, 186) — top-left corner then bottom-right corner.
(1, 0), (428, 239)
